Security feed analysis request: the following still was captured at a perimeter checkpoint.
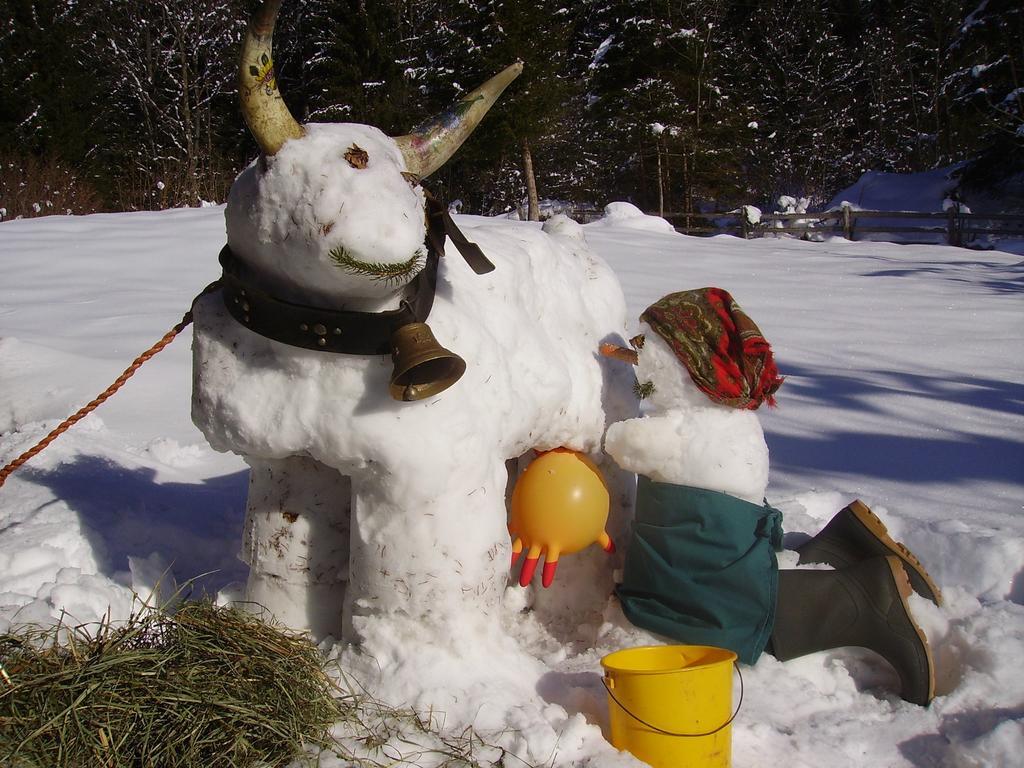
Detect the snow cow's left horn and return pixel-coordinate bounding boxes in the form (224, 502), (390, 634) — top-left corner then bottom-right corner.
(395, 61), (523, 179)
(239, 0), (304, 156)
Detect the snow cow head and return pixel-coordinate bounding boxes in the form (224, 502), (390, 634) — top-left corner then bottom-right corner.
(225, 0), (521, 309)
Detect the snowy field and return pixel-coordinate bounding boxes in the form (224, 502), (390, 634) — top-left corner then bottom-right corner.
(2, 206), (1023, 766)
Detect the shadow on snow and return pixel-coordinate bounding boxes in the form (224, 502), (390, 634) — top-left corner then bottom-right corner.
(766, 363), (1024, 486)
(21, 455), (249, 598)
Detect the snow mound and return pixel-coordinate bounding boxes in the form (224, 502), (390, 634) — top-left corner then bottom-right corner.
(589, 202), (676, 233)
(827, 166), (961, 213)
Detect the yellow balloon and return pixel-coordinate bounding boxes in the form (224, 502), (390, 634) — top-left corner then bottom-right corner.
(509, 448), (614, 588)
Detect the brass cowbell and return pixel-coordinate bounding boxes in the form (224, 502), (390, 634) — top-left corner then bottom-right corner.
(389, 322), (466, 401)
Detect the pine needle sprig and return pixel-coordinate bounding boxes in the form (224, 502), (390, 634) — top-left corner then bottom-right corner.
(329, 246), (425, 285)
(633, 379), (656, 400)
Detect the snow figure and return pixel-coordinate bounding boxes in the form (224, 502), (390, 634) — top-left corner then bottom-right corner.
(190, 0), (635, 695)
(602, 288), (940, 706)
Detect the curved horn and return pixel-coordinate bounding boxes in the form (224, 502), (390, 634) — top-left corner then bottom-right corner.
(395, 61), (523, 179)
(239, 0), (304, 156)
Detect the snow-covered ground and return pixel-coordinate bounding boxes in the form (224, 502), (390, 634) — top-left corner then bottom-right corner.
(2, 207), (1022, 766)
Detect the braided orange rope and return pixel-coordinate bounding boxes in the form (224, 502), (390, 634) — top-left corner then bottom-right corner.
(0, 302), (205, 489)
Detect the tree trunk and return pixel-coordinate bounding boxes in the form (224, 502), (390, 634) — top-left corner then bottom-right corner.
(656, 140), (665, 218)
(521, 136), (540, 222)
(681, 148), (690, 221)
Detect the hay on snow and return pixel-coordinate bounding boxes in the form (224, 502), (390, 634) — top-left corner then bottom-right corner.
(0, 598), (536, 768)
(0, 599), (338, 767)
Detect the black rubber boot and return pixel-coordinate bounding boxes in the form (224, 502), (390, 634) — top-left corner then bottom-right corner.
(769, 556), (935, 706)
(796, 500), (942, 606)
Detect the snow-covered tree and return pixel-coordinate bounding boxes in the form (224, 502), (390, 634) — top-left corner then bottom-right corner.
(3, 0), (1019, 215)
(720, 0), (868, 206)
(946, 0), (1024, 197)
(0, 0), (109, 214)
(0, 1), (98, 160)
(397, 0), (581, 217)
(582, 1), (748, 213)
(271, 0), (414, 132)
(77, 0), (247, 208)
(849, 0), (963, 174)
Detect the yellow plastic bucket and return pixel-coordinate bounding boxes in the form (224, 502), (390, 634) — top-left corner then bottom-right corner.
(601, 645), (739, 768)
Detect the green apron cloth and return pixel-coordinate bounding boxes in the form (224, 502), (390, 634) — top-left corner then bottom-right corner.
(616, 477), (784, 664)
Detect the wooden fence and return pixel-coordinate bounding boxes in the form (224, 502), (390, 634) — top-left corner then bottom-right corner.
(662, 207), (1024, 247)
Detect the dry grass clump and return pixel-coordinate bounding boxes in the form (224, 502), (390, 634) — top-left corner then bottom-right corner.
(328, 673), (536, 767)
(0, 154), (104, 219)
(0, 599), (538, 768)
(0, 600), (340, 768)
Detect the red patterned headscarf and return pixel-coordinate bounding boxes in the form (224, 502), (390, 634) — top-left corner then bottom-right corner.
(640, 288), (783, 409)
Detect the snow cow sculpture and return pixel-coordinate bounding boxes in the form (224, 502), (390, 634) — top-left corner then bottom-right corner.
(191, 0), (634, 668)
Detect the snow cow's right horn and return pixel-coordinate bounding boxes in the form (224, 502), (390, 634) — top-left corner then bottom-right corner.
(239, 0), (304, 156)
(395, 61), (523, 179)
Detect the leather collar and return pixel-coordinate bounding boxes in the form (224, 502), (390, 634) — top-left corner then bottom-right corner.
(218, 194), (492, 356)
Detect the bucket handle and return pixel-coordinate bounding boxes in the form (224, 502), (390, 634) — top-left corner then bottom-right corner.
(602, 662), (744, 738)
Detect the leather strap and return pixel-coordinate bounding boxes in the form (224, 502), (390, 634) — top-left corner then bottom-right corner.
(425, 193), (495, 274)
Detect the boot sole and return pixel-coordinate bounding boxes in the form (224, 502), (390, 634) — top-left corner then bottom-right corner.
(885, 556), (936, 706)
(847, 501), (943, 607)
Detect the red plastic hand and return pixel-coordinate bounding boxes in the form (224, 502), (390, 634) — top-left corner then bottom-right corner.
(510, 534), (614, 588)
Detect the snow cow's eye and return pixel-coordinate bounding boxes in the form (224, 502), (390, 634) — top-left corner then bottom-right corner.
(344, 144), (369, 169)
(633, 380), (655, 400)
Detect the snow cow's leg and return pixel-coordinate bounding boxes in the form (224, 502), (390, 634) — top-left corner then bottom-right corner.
(344, 455), (509, 651)
(240, 456), (351, 638)
(526, 348), (638, 638)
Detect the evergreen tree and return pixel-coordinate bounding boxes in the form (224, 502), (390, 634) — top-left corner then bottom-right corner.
(946, 0), (1024, 198)
(485, 0), (580, 219)
(558, 0), (620, 207)
(584, 1), (744, 213)
(722, 0), (866, 206)
(0, 0), (107, 212)
(0, 1), (94, 157)
(275, 0), (413, 132)
(851, 0), (964, 174)
(397, 0), (502, 208)
(399, 0), (579, 217)
(2, 0), (1019, 216)
(75, 0), (248, 209)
